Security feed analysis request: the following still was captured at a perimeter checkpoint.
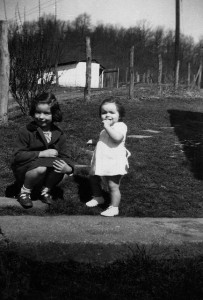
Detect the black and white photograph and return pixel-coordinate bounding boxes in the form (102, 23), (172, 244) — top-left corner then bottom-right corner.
(0, 0), (203, 299)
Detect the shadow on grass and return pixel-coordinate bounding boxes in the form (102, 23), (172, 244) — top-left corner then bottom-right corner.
(1, 248), (203, 300)
(73, 175), (92, 203)
(73, 175), (110, 208)
(168, 109), (203, 180)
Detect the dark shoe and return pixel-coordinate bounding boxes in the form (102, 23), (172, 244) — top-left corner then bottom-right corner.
(41, 193), (53, 205)
(18, 192), (33, 209)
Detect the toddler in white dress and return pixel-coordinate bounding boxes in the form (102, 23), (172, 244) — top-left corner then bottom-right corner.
(86, 97), (130, 217)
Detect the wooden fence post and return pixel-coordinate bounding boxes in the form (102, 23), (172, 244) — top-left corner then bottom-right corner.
(0, 21), (9, 123)
(129, 46), (134, 100)
(55, 62), (59, 86)
(198, 48), (203, 89)
(198, 63), (202, 89)
(201, 47), (203, 89)
(84, 36), (91, 101)
(158, 54), (163, 94)
(193, 74), (196, 86)
(175, 60), (180, 90)
(125, 67), (128, 84)
(116, 67), (119, 88)
(192, 67), (201, 88)
(136, 72), (140, 83)
(147, 70), (150, 84)
(187, 62), (191, 88)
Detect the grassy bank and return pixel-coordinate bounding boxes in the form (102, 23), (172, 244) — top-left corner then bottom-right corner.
(1, 86), (203, 217)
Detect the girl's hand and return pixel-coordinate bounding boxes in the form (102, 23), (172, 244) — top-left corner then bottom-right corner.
(53, 159), (73, 174)
(39, 149), (58, 157)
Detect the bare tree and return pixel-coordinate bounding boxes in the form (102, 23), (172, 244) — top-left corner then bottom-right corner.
(9, 17), (63, 115)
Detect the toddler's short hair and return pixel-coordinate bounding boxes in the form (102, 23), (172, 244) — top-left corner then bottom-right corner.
(99, 97), (125, 121)
(30, 92), (62, 122)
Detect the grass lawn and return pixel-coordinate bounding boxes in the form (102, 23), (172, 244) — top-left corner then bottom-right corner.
(1, 86), (203, 217)
(1, 86), (203, 299)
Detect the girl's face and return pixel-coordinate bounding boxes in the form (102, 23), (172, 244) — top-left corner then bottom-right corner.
(34, 103), (52, 130)
(101, 102), (120, 126)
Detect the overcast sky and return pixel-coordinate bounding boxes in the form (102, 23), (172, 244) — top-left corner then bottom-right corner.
(0, 0), (203, 42)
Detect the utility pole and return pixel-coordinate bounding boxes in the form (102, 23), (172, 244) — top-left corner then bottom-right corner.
(175, 0), (180, 67)
(55, 0), (57, 23)
(24, 6), (26, 23)
(3, 0), (7, 21)
(174, 0), (180, 89)
(39, 0), (41, 20)
(54, 0), (59, 86)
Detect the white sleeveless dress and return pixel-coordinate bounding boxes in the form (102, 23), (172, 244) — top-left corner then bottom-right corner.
(90, 122), (130, 176)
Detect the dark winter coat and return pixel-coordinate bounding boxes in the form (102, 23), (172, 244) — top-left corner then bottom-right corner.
(11, 121), (75, 183)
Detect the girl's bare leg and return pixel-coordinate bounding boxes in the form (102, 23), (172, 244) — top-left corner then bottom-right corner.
(18, 167), (47, 209)
(24, 166), (47, 189)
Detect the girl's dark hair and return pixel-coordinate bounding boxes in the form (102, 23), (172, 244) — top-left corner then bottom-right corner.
(99, 97), (125, 121)
(30, 92), (62, 122)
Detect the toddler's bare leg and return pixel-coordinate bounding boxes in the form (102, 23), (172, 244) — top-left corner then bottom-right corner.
(105, 175), (122, 207)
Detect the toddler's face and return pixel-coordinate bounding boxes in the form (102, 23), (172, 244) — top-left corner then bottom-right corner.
(34, 103), (52, 130)
(101, 102), (119, 126)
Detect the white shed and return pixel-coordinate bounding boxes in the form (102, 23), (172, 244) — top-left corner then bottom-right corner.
(55, 60), (105, 88)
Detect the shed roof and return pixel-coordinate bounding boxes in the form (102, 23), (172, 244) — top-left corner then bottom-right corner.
(59, 47), (106, 69)
(57, 59), (105, 69)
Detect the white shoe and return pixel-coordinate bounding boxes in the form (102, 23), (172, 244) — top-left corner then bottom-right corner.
(86, 198), (104, 207)
(101, 206), (119, 217)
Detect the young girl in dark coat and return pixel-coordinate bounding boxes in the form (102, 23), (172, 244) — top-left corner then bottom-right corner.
(11, 92), (74, 209)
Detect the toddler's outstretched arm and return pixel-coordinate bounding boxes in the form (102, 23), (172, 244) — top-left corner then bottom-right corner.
(87, 139), (97, 146)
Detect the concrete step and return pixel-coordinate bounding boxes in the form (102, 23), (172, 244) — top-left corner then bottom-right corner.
(0, 196), (49, 214)
(1, 210), (203, 265)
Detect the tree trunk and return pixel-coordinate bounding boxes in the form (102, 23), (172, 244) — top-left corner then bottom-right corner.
(84, 36), (91, 101)
(0, 21), (9, 123)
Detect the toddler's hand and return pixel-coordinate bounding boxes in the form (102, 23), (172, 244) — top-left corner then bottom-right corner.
(53, 159), (73, 174)
(39, 149), (58, 157)
(87, 139), (93, 145)
(102, 119), (111, 128)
